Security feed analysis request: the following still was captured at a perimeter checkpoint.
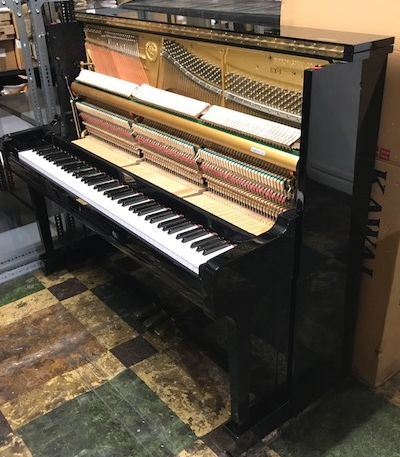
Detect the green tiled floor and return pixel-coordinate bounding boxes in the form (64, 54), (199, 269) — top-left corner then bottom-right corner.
(0, 249), (400, 457)
(19, 370), (196, 457)
(0, 274), (44, 307)
(270, 379), (400, 457)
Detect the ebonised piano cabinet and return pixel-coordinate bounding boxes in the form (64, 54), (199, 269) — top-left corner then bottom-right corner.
(1, 4), (394, 441)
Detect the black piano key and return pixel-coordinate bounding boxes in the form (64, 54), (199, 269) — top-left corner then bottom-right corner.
(72, 167), (96, 177)
(178, 227), (207, 242)
(83, 173), (108, 184)
(81, 172), (105, 183)
(136, 204), (164, 216)
(42, 149), (65, 155)
(195, 237), (223, 252)
(159, 216), (186, 231)
(129, 200), (156, 213)
(35, 145), (58, 154)
(58, 159), (81, 169)
(36, 148), (60, 157)
(119, 194), (147, 206)
(104, 186), (129, 197)
(77, 170), (100, 179)
(94, 180), (120, 191)
(167, 221), (196, 234)
(63, 162), (87, 172)
(53, 156), (75, 165)
(146, 209), (174, 222)
(190, 235), (216, 249)
(157, 215), (184, 229)
(196, 237), (225, 252)
(109, 189), (136, 200)
(87, 176), (114, 186)
(203, 241), (230, 256)
(43, 151), (66, 160)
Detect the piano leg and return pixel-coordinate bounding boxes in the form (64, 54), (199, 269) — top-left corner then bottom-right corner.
(28, 186), (58, 274)
(226, 313), (251, 434)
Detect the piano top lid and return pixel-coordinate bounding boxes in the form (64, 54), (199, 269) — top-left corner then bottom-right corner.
(120, 0), (281, 27)
(76, 0), (394, 61)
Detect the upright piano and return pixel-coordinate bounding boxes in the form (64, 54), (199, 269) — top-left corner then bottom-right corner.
(2, 0), (394, 439)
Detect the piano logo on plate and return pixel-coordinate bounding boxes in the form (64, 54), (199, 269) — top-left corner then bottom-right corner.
(145, 41), (159, 62)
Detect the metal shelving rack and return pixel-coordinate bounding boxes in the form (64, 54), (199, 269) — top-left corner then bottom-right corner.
(0, 0), (76, 282)
(3, 0), (62, 126)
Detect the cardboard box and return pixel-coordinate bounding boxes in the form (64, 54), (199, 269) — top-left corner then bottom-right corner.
(0, 39), (17, 71)
(281, 0), (400, 386)
(0, 10), (11, 25)
(352, 159), (400, 386)
(0, 24), (15, 41)
(376, 51), (400, 165)
(281, 0), (400, 167)
(14, 39), (24, 70)
(12, 4), (32, 40)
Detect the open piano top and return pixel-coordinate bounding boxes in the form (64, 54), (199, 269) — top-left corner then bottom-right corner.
(70, 69), (301, 236)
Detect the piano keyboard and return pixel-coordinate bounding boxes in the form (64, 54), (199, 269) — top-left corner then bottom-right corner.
(18, 146), (236, 274)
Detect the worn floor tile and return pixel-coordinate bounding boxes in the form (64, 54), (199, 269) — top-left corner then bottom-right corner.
(48, 277), (88, 301)
(0, 303), (106, 403)
(111, 335), (158, 367)
(178, 439), (219, 456)
(143, 321), (186, 352)
(269, 378), (400, 457)
(33, 269), (74, 288)
(2, 352), (125, 429)
(0, 289), (58, 327)
(133, 339), (230, 437)
(0, 409), (12, 445)
(0, 433), (32, 457)
(62, 289), (138, 349)
(3, 252), (400, 457)
(91, 279), (149, 330)
(19, 369), (196, 457)
(69, 259), (114, 289)
(0, 274), (44, 308)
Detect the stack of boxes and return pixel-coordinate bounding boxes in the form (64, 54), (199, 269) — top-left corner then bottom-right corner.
(281, 0), (400, 387)
(0, 4), (32, 73)
(0, 8), (18, 71)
